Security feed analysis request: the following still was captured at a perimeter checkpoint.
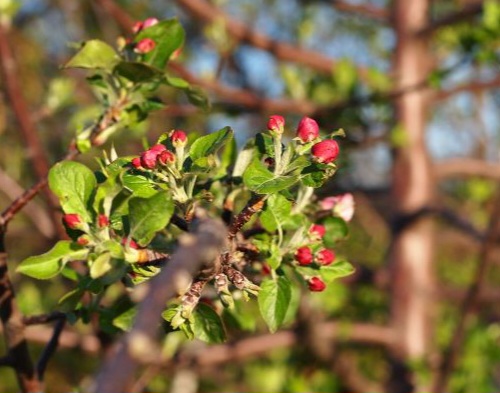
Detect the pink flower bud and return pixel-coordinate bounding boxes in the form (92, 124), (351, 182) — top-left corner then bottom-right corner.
(158, 150), (176, 165)
(295, 246), (313, 266)
(98, 214), (109, 228)
(132, 21), (144, 34)
(296, 117), (319, 143)
(142, 17), (159, 29)
(122, 237), (139, 249)
(135, 38), (156, 54)
(316, 249), (335, 266)
(267, 115), (285, 135)
(309, 224), (326, 239)
(311, 139), (340, 164)
(131, 157), (142, 169)
(320, 193), (355, 222)
(171, 130), (187, 148)
(63, 214), (82, 229)
(150, 144), (167, 153)
(77, 235), (90, 246)
(140, 149), (159, 169)
(308, 277), (326, 292)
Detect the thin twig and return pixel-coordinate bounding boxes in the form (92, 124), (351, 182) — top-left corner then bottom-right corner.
(228, 194), (266, 240)
(36, 318), (66, 380)
(23, 312), (66, 326)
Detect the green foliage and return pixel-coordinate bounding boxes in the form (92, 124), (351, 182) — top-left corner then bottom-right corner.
(258, 276), (292, 333)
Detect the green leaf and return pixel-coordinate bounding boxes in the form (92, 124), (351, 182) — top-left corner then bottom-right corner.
(164, 74), (190, 89)
(185, 86), (210, 111)
(190, 156), (217, 173)
(135, 19), (185, 69)
(90, 252), (112, 279)
(260, 194), (292, 233)
(258, 276), (292, 333)
(243, 158), (299, 194)
(64, 39), (120, 70)
(114, 61), (163, 83)
(128, 191), (174, 246)
(255, 133), (275, 157)
(48, 161), (96, 222)
(189, 126), (233, 162)
(300, 164), (327, 188)
(322, 216), (349, 247)
(319, 260), (355, 282)
(112, 306), (137, 331)
(192, 303), (226, 344)
(17, 241), (88, 279)
(121, 170), (158, 198)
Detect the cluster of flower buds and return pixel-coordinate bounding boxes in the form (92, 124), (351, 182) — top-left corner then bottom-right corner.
(293, 223), (337, 292)
(295, 116), (340, 164)
(131, 130), (187, 171)
(62, 212), (111, 248)
(132, 17), (159, 54)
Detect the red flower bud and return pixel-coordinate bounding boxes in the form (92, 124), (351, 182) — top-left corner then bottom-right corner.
(131, 157), (142, 169)
(296, 117), (319, 143)
(98, 214), (109, 228)
(150, 144), (167, 153)
(122, 237), (139, 249)
(132, 21), (143, 34)
(63, 214), (82, 229)
(158, 149), (176, 165)
(308, 277), (326, 292)
(316, 249), (335, 266)
(309, 224), (326, 239)
(311, 139), (340, 164)
(295, 246), (313, 266)
(267, 115), (285, 135)
(262, 263), (272, 276)
(135, 38), (156, 54)
(140, 149), (159, 169)
(77, 236), (90, 246)
(171, 130), (187, 148)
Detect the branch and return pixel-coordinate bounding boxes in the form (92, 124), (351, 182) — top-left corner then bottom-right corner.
(36, 318), (65, 380)
(435, 158), (500, 180)
(228, 194), (266, 241)
(331, 0), (388, 22)
(175, 0), (368, 77)
(23, 312), (66, 326)
(433, 77), (500, 102)
(93, 211), (228, 393)
(418, 3), (483, 37)
(432, 189), (500, 393)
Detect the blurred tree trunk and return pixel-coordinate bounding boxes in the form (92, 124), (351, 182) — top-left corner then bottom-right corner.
(389, 0), (435, 390)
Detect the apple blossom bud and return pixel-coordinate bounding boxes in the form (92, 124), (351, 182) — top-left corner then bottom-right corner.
(262, 263), (272, 275)
(308, 277), (326, 292)
(150, 144), (167, 153)
(135, 38), (156, 54)
(267, 115), (285, 135)
(158, 149), (176, 165)
(295, 246), (313, 266)
(63, 214), (82, 229)
(140, 149), (159, 169)
(296, 117), (319, 143)
(142, 17), (159, 29)
(171, 130), (187, 148)
(77, 235), (90, 246)
(122, 237), (139, 249)
(132, 21), (143, 34)
(98, 214), (109, 228)
(316, 249), (335, 266)
(320, 193), (355, 222)
(311, 139), (340, 164)
(131, 157), (142, 169)
(309, 224), (326, 239)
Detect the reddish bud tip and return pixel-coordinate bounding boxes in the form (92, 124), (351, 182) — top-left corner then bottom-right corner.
(295, 246), (313, 266)
(77, 236), (90, 246)
(143, 17), (159, 29)
(308, 277), (326, 292)
(63, 214), (82, 229)
(132, 21), (143, 34)
(131, 157), (142, 169)
(171, 130), (187, 148)
(158, 149), (176, 165)
(122, 237), (139, 249)
(150, 144), (167, 153)
(140, 149), (159, 169)
(311, 139), (340, 164)
(267, 115), (285, 135)
(262, 263), (272, 276)
(316, 249), (336, 266)
(296, 117), (319, 143)
(135, 38), (156, 54)
(309, 224), (326, 239)
(98, 214), (109, 228)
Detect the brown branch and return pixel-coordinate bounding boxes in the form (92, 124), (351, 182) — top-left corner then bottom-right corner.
(228, 194), (266, 241)
(435, 158), (500, 180)
(23, 312), (66, 326)
(418, 2), (483, 37)
(92, 0), (134, 31)
(93, 211), (228, 393)
(36, 318), (65, 380)
(331, 0), (389, 22)
(175, 0), (368, 78)
(433, 77), (500, 102)
(432, 189), (500, 393)
(0, 22), (62, 237)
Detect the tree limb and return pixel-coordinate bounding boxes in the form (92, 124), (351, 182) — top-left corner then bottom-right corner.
(331, 0), (388, 22)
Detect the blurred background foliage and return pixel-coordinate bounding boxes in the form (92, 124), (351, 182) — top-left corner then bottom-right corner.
(1, 0), (500, 392)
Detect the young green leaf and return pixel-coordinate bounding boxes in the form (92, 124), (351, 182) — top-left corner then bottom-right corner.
(64, 39), (120, 70)
(258, 276), (292, 333)
(114, 61), (163, 83)
(189, 126), (234, 162)
(17, 241), (88, 279)
(128, 191), (174, 246)
(260, 194), (292, 233)
(48, 161), (97, 222)
(319, 260), (355, 282)
(322, 216), (349, 247)
(243, 158), (298, 194)
(90, 252), (113, 279)
(192, 303), (226, 344)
